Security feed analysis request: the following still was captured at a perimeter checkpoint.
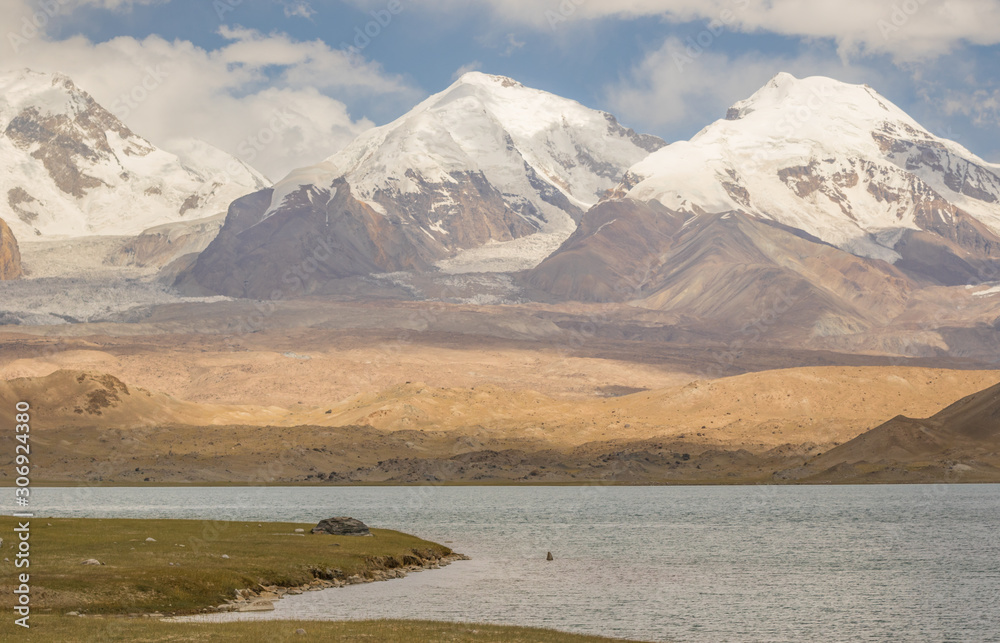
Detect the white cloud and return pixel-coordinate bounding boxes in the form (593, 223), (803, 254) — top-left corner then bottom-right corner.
(605, 37), (885, 134)
(452, 61), (483, 80)
(942, 88), (1000, 126)
(346, 0), (1000, 61)
(1, 7), (422, 180)
(2, 0), (162, 26)
(281, 0), (316, 20)
(500, 32), (526, 57)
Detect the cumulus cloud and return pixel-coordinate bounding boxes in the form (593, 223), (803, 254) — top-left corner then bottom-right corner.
(604, 37), (886, 135)
(1, 1), (422, 180)
(345, 0), (1000, 61)
(942, 88), (1000, 127)
(909, 55), (1000, 142)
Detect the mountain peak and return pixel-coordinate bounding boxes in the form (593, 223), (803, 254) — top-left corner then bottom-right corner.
(725, 73), (908, 127)
(453, 71), (523, 90)
(0, 69), (268, 238)
(624, 74), (1000, 265)
(767, 71), (800, 87)
(313, 73), (662, 211)
(0, 68), (84, 122)
(193, 74), (663, 293)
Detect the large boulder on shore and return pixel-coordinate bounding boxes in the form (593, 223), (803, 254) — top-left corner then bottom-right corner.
(311, 517), (371, 536)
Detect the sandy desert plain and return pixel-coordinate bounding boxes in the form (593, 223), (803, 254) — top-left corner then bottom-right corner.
(1, 295), (998, 487)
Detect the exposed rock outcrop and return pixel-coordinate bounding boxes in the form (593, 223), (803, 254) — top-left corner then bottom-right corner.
(181, 72), (662, 296)
(0, 217), (22, 280)
(311, 517), (371, 536)
(0, 69), (267, 240)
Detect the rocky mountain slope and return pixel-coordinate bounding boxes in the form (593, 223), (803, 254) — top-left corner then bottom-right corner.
(526, 200), (916, 336)
(185, 72), (663, 297)
(0, 69), (268, 241)
(786, 379), (1000, 482)
(527, 74), (1000, 342)
(624, 73), (1000, 273)
(0, 217), (21, 280)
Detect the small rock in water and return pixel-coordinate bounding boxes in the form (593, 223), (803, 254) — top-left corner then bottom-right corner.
(546, 552), (554, 561)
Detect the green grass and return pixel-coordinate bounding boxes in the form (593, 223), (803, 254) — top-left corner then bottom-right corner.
(2, 617), (646, 642)
(0, 517), (450, 615)
(0, 517), (653, 642)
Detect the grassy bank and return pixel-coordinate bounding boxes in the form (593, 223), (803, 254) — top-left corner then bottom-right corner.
(0, 517), (651, 641)
(0, 516), (451, 615)
(5, 617), (645, 642)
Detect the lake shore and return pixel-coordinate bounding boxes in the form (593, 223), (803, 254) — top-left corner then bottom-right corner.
(0, 516), (458, 617)
(5, 485), (997, 641)
(0, 516), (647, 641)
(10, 617), (653, 642)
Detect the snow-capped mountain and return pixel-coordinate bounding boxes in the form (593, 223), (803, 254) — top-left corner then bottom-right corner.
(187, 72), (663, 296)
(0, 69), (268, 240)
(320, 71), (664, 268)
(616, 73), (1000, 284)
(527, 73), (1000, 343)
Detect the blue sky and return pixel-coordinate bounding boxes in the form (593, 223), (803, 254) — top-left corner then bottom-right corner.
(5, 0), (1000, 178)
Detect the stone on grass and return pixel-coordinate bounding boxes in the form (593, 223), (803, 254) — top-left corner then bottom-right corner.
(81, 559), (103, 565)
(311, 517), (371, 536)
